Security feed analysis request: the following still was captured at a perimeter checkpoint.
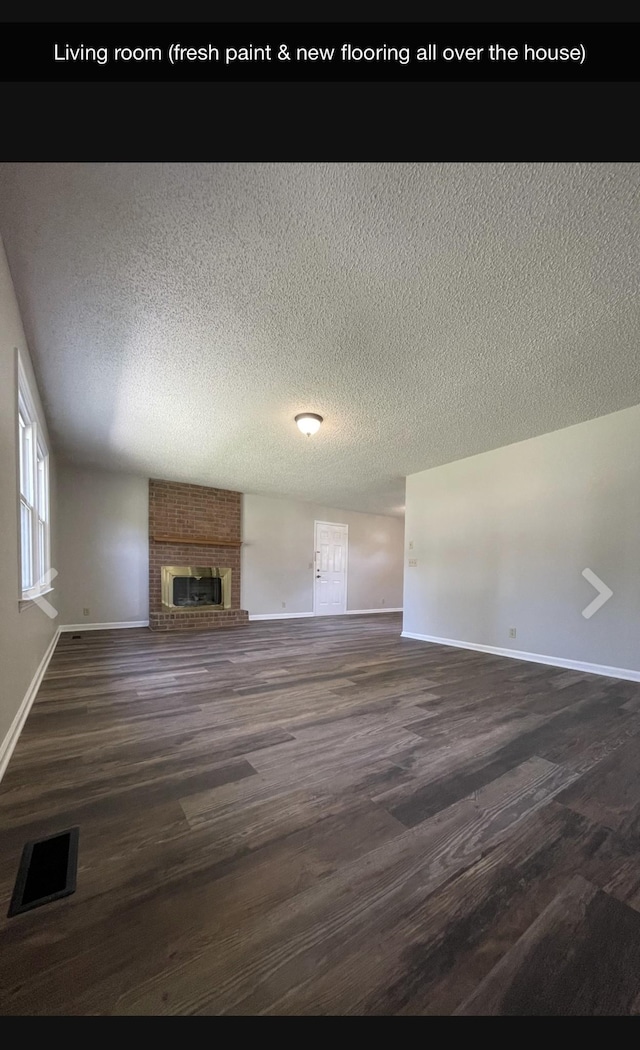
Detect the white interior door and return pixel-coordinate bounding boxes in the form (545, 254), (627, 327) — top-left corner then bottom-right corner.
(314, 521), (348, 615)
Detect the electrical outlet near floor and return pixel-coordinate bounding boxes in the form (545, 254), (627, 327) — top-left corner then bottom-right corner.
(381, 598), (386, 605)
(83, 608), (90, 617)
(508, 627), (517, 638)
(408, 559), (418, 567)
(281, 601), (286, 609)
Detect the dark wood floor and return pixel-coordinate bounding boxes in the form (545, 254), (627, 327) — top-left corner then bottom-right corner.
(2, 613), (640, 1015)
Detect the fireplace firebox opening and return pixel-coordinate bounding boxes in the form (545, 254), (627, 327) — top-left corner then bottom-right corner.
(161, 566), (231, 610)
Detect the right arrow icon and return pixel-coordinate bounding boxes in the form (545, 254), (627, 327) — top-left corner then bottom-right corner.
(581, 568), (613, 619)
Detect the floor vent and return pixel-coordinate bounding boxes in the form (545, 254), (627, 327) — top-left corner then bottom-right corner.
(71, 634), (82, 639)
(7, 827), (79, 918)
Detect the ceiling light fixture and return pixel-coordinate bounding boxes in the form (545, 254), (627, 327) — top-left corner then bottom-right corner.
(295, 412), (323, 436)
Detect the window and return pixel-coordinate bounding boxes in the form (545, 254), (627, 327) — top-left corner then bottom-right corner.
(18, 358), (50, 600)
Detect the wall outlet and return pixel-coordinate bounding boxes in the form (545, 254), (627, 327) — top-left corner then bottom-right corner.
(281, 601), (286, 609)
(83, 608), (90, 617)
(381, 597), (386, 605)
(408, 559), (418, 567)
(409, 540), (414, 550)
(508, 627), (517, 638)
(308, 561), (313, 570)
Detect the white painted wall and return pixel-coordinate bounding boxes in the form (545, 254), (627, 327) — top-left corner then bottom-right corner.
(242, 493), (404, 616)
(57, 465), (149, 627)
(0, 239), (59, 756)
(403, 404), (640, 677)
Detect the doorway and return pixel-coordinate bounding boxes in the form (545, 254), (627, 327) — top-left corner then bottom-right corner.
(313, 521), (348, 615)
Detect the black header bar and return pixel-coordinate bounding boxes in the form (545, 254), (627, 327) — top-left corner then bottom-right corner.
(1, 22), (639, 82)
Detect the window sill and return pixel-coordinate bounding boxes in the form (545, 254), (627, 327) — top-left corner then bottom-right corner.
(19, 586), (55, 610)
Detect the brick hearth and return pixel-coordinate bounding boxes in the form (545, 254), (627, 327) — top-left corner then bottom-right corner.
(148, 479), (249, 631)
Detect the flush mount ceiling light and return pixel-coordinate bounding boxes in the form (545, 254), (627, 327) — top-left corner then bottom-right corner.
(295, 412), (323, 436)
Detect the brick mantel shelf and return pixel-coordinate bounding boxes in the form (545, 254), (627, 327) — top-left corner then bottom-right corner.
(148, 479), (249, 632)
(152, 534), (243, 547)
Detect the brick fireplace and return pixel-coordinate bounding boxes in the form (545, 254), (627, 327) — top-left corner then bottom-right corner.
(148, 479), (249, 631)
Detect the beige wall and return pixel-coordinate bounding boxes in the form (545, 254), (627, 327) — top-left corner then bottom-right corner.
(57, 464), (149, 626)
(403, 403), (640, 676)
(0, 240), (58, 751)
(242, 493), (404, 616)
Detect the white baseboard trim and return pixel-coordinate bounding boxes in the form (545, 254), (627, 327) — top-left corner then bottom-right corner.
(400, 631), (640, 683)
(249, 609), (403, 621)
(0, 626), (61, 783)
(60, 620), (149, 632)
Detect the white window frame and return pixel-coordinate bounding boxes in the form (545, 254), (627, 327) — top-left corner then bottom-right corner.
(18, 355), (51, 602)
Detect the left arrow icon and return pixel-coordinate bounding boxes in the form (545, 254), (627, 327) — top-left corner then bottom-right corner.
(581, 568), (613, 619)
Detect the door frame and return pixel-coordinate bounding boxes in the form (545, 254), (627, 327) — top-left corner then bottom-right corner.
(313, 520), (349, 616)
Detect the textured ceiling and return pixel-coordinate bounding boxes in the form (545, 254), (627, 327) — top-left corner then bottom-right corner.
(0, 162), (639, 517)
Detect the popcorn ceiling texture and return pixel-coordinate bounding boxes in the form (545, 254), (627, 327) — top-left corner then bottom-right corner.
(148, 479), (247, 631)
(0, 163), (638, 516)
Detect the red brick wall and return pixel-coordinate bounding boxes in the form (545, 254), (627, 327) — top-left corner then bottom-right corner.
(148, 479), (248, 631)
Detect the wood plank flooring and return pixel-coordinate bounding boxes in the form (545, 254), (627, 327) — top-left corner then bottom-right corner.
(1, 613), (640, 1014)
